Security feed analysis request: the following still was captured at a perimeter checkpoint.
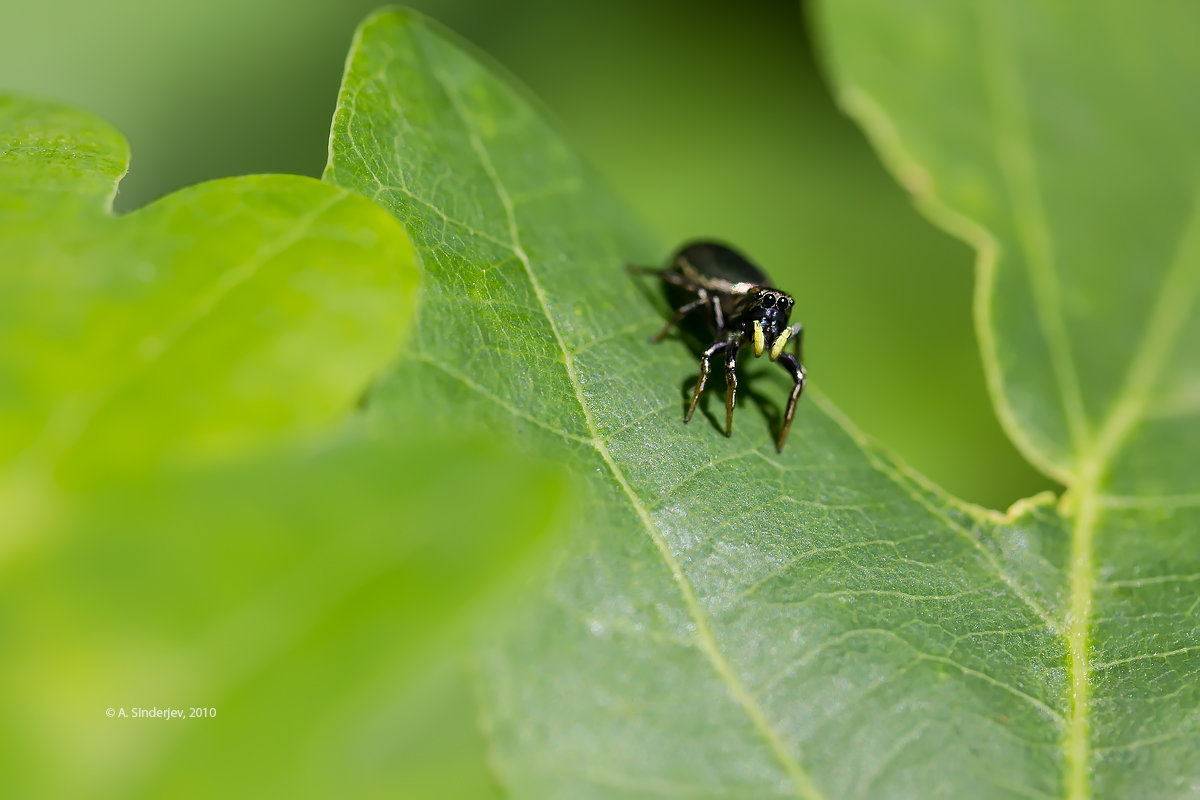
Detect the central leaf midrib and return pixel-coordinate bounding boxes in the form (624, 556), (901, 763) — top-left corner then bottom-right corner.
(976, 8), (1100, 799)
(428, 60), (827, 800)
(1063, 188), (1200, 800)
(975, 8), (1200, 797)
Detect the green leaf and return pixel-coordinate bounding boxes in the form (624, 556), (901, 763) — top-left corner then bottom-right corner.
(817, 1), (1200, 796)
(0, 94), (416, 489)
(0, 96), (565, 799)
(2, 432), (567, 799)
(816, 2), (1200, 496)
(326, 9), (1200, 799)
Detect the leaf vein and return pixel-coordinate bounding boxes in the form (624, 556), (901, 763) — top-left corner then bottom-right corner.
(39, 190), (348, 467)
(413, 354), (592, 445)
(430, 63), (827, 800)
(978, 2), (1091, 456)
(818, 394), (1060, 630)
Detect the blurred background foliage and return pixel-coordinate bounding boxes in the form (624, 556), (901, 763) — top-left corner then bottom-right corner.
(0, 0), (1050, 507)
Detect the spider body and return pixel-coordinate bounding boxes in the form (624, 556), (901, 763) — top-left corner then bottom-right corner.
(631, 241), (807, 451)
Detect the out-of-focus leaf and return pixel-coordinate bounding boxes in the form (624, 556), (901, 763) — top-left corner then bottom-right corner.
(0, 94), (415, 490)
(0, 96), (565, 800)
(818, 1), (1200, 796)
(1, 432), (565, 799)
(817, 1), (1200, 495)
(326, 9), (1200, 798)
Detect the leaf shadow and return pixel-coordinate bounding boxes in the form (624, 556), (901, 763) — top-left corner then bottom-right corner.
(679, 368), (784, 444)
(632, 266), (784, 446)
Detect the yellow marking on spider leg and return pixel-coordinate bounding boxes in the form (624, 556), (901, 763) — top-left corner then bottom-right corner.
(753, 320), (765, 357)
(770, 327), (791, 361)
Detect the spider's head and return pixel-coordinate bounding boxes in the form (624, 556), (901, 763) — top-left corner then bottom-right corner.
(747, 288), (794, 360)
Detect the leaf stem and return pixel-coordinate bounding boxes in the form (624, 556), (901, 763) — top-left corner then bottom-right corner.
(1065, 468), (1099, 800)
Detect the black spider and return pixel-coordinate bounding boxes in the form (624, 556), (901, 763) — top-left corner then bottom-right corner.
(630, 241), (806, 451)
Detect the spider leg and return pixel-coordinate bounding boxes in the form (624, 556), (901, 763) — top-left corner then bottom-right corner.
(626, 264), (693, 289)
(775, 352), (807, 452)
(724, 341), (741, 436)
(685, 340), (731, 424)
(657, 270), (691, 288)
(710, 294), (725, 333)
(650, 290), (708, 342)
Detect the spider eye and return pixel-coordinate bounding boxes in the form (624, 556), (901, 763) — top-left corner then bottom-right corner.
(760, 294), (775, 309)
